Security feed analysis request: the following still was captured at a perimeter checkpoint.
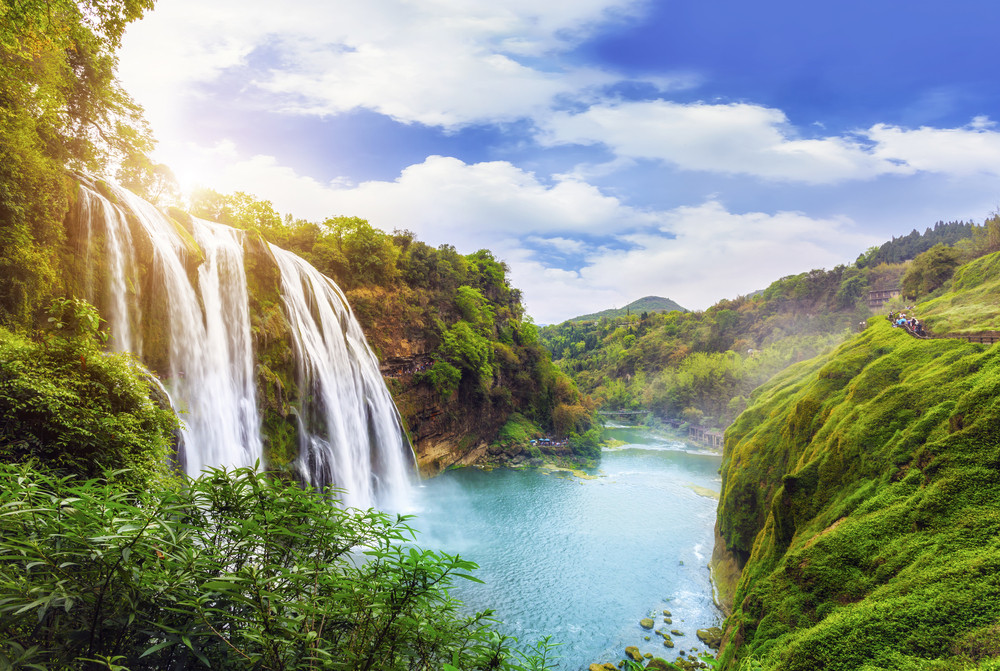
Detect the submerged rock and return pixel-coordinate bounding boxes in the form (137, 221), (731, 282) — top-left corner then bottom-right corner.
(696, 627), (723, 650)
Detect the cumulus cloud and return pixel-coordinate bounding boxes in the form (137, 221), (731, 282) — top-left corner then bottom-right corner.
(539, 101), (1000, 184)
(868, 118), (1000, 176)
(165, 144), (877, 322)
(119, 0), (667, 129)
(177, 150), (662, 245)
(538, 100), (897, 183)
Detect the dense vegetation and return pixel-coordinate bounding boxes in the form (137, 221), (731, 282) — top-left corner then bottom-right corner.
(0, 298), (177, 487)
(178, 191), (599, 461)
(714, 253), (1000, 671)
(855, 220), (976, 269)
(541, 218), (1000, 433)
(0, 0), (154, 329)
(0, 462), (559, 670)
(541, 264), (875, 429)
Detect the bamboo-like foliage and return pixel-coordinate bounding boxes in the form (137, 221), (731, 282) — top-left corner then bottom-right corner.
(0, 463), (558, 670)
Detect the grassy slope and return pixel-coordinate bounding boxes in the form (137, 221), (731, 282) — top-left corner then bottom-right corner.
(919, 251), (1000, 334)
(716, 316), (1000, 670)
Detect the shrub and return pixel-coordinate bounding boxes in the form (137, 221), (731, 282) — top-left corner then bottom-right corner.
(0, 299), (177, 487)
(0, 463), (558, 670)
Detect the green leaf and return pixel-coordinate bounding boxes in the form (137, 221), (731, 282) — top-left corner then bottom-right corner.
(139, 639), (175, 658)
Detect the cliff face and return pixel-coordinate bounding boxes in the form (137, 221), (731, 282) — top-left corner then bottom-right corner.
(338, 286), (494, 474)
(714, 318), (1000, 671)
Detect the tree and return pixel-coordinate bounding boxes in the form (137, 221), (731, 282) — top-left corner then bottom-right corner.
(0, 0), (155, 327)
(116, 155), (180, 205)
(901, 243), (961, 298)
(323, 216), (400, 287)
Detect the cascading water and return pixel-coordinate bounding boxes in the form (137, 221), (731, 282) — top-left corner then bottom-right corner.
(74, 180), (413, 509)
(270, 245), (415, 511)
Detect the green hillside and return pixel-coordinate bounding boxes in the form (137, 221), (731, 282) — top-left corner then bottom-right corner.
(918, 250), (1000, 335)
(566, 295), (687, 322)
(714, 253), (1000, 671)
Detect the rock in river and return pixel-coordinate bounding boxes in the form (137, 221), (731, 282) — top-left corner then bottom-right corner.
(696, 627), (723, 650)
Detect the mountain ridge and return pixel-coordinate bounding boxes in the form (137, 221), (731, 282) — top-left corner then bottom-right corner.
(563, 295), (686, 323)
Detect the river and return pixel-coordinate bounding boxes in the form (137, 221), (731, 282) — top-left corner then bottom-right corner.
(411, 426), (724, 669)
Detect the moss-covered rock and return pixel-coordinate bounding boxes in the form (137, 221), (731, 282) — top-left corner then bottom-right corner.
(696, 627), (722, 650)
(640, 617), (656, 629)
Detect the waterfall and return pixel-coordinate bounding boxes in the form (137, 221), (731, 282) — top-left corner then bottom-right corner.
(75, 180), (413, 509)
(270, 245), (415, 511)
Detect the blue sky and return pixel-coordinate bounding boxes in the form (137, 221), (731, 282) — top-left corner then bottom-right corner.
(118, 0), (1000, 323)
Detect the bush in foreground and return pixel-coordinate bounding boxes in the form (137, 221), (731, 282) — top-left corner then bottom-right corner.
(0, 463), (557, 670)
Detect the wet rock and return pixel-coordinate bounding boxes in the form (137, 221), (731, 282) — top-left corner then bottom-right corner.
(696, 627), (723, 650)
(662, 610), (672, 617)
(663, 638), (675, 648)
(663, 617), (672, 624)
(671, 629), (684, 636)
(640, 617), (655, 629)
(646, 659), (673, 671)
(625, 646), (644, 662)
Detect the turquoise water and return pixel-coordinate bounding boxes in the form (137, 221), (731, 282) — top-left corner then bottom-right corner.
(411, 428), (724, 669)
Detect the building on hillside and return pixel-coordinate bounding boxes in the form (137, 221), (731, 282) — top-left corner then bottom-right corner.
(868, 288), (901, 309)
(688, 425), (724, 449)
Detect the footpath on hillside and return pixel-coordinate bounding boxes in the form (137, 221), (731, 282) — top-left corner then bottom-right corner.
(886, 310), (1000, 344)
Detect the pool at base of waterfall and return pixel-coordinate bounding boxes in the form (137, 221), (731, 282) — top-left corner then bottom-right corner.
(411, 427), (724, 669)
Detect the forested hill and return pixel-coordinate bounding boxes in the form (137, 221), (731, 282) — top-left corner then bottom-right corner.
(713, 249), (1000, 671)
(565, 295), (687, 323)
(855, 219), (976, 269)
(539, 218), (1000, 431)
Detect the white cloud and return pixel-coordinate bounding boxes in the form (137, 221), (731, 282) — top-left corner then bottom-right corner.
(575, 202), (875, 313)
(538, 100), (897, 183)
(512, 202), (877, 322)
(164, 143), (877, 322)
(540, 101), (1000, 184)
(119, 0), (667, 130)
(187, 152), (661, 244)
(868, 120), (1000, 176)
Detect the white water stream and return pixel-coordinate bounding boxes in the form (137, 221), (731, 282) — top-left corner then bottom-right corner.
(76, 180), (413, 509)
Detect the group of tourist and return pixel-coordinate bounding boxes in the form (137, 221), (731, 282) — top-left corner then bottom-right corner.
(888, 310), (927, 337)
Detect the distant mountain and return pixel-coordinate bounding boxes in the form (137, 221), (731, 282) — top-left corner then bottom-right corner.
(566, 296), (687, 323)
